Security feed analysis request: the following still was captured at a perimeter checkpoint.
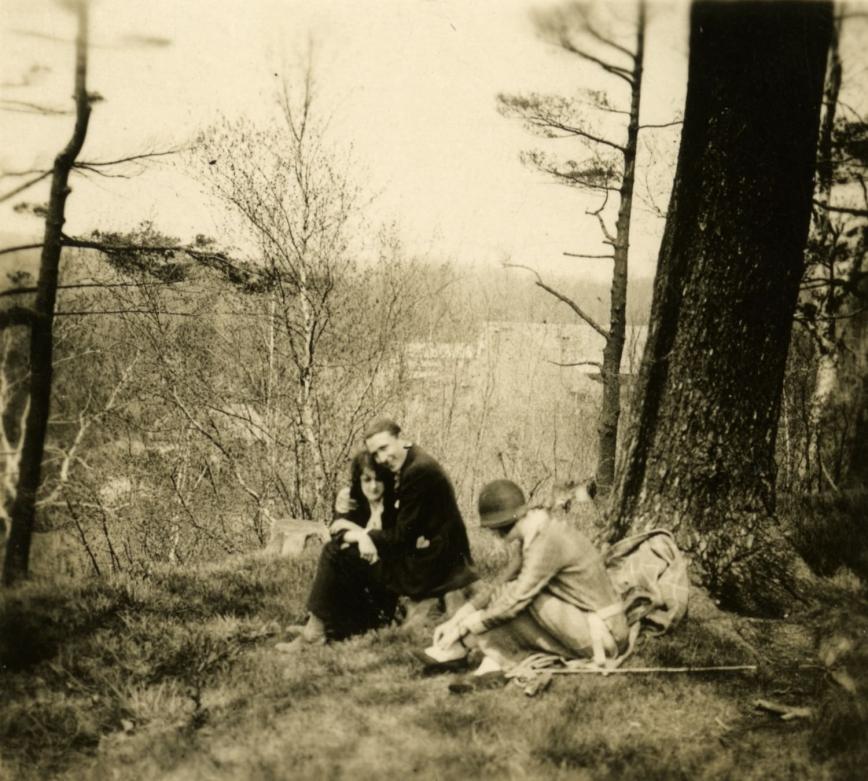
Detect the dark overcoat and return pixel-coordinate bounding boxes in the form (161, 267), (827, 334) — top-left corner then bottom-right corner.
(368, 445), (476, 599)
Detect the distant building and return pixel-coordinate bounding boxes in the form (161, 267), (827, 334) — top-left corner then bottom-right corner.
(403, 321), (647, 398)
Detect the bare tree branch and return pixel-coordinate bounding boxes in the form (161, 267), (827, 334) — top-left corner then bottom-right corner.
(0, 279), (180, 299)
(0, 171), (52, 203)
(522, 112), (627, 153)
(0, 168), (49, 177)
(813, 200), (868, 217)
(37, 353), (139, 508)
(547, 359), (603, 368)
(74, 150), (180, 168)
(563, 251), (615, 259)
(0, 242), (44, 257)
(638, 120), (683, 130)
(503, 262), (609, 339)
(583, 20), (637, 60)
(54, 308), (200, 317)
(558, 39), (635, 85)
(795, 306), (868, 322)
(0, 307), (36, 330)
(0, 98), (71, 115)
(587, 199), (617, 245)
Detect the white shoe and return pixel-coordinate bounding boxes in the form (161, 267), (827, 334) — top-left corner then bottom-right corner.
(472, 654), (503, 676)
(423, 641), (468, 663)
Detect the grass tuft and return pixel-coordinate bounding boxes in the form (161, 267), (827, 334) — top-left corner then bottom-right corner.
(2, 515), (867, 780)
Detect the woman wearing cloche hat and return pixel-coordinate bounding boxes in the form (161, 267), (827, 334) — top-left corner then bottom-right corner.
(428, 478), (628, 687)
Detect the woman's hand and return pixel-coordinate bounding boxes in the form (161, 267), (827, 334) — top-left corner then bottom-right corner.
(354, 531), (379, 564)
(435, 624), (463, 650)
(329, 519), (364, 537)
(433, 618), (458, 648)
(342, 529), (379, 563)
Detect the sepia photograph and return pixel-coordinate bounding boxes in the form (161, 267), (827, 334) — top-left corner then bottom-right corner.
(1, 0), (866, 778)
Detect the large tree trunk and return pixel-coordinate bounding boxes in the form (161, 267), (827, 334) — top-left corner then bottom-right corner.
(595, 0), (645, 493)
(608, 1), (832, 616)
(3, 2), (91, 585)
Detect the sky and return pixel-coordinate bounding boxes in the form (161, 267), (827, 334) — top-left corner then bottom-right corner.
(2, 0), (691, 282)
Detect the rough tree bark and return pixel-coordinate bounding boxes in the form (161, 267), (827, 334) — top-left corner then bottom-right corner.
(3, 1), (91, 585)
(608, 0), (833, 616)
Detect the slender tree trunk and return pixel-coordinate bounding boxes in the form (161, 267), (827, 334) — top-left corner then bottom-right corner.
(595, 1), (645, 493)
(840, 266), (868, 490)
(297, 281), (326, 521)
(3, 2), (91, 585)
(803, 14), (843, 491)
(608, 1), (832, 616)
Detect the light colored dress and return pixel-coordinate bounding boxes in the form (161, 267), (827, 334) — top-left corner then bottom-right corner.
(463, 510), (628, 667)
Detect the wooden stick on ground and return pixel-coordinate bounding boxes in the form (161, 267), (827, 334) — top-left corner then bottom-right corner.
(539, 664), (758, 675)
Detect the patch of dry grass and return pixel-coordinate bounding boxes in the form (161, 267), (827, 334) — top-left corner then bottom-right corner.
(2, 536), (866, 780)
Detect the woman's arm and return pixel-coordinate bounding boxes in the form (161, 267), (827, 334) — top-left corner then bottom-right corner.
(329, 519), (366, 537)
(460, 530), (566, 635)
(342, 528), (379, 563)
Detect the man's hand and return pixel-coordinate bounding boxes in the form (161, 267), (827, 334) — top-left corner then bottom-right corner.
(334, 487), (358, 515)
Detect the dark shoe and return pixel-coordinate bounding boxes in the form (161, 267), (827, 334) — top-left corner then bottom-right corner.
(401, 597), (442, 630)
(448, 671), (507, 694)
(411, 649), (471, 676)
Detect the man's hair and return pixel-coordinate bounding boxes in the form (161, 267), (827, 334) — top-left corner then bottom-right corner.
(363, 416), (402, 441)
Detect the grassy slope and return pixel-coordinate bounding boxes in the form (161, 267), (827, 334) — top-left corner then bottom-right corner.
(1, 523), (866, 781)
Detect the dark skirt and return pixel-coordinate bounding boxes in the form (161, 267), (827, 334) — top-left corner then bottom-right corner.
(306, 540), (399, 640)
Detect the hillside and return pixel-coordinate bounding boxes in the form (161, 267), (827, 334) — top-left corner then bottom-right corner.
(2, 501), (866, 780)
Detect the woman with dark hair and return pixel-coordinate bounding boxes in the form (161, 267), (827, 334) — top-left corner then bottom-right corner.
(280, 451), (399, 648)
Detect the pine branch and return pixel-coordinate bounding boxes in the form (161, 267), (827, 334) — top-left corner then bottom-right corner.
(537, 118), (627, 153)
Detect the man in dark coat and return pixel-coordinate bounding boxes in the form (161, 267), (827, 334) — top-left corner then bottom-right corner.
(363, 417), (477, 600)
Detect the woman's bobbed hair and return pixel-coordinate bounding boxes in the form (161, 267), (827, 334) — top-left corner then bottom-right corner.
(347, 450), (392, 511)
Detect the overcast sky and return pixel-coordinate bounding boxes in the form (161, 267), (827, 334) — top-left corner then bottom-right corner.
(1, 1), (698, 281)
